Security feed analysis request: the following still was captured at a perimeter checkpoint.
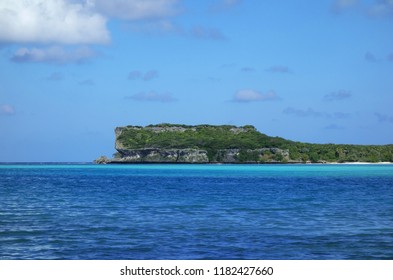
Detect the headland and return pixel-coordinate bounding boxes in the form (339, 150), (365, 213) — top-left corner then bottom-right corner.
(95, 123), (393, 164)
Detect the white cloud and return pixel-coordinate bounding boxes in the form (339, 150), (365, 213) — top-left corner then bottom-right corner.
(0, 104), (15, 115)
(93, 0), (180, 20)
(12, 46), (95, 64)
(0, 0), (109, 45)
(233, 89), (279, 103)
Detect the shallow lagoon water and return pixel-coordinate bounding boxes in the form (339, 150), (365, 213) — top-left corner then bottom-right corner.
(1, 164), (392, 259)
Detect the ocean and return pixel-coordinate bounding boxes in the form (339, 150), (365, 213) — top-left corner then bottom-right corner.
(0, 164), (392, 260)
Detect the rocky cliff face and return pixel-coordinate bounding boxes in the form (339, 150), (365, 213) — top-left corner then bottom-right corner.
(113, 148), (209, 163)
(97, 124), (290, 163)
(95, 123), (393, 164)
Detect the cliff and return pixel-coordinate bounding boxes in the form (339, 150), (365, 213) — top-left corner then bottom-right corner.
(95, 123), (393, 164)
(98, 124), (290, 163)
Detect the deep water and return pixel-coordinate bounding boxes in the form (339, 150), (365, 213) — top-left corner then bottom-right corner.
(1, 164), (392, 259)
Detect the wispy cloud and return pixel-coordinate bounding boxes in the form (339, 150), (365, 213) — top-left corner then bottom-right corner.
(126, 91), (177, 102)
(241, 67), (256, 73)
(0, 104), (15, 116)
(375, 112), (393, 123)
(331, 0), (393, 18)
(128, 21), (227, 41)
(233, 89), (280, 103)
(367, 0), (393, 18)
(283, 107), (351, 119)
(11, 46), (95, 64)
(283, 107), (326, 118)
(207, 77), (221, 83)
(324, 124), (345, 130)
(127, 20), (180, 34)
(323, 90), (352, 101)
(266, 65), (292, 74)
(93, 0), (181, 21)
(365, 51), (378, 62)
(79, 79), (95, 86)
(331, 0), (359, 14)
(45, 72), (63, 81)
(364, 51), (393, 62)
(333, 112), (351, 119)
(209, 0), (242, 12)
(190, 26), (227, 41)
(128, 70), (159, 81)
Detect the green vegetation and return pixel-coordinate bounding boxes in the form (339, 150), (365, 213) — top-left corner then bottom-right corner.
(116, 124), (393, 163)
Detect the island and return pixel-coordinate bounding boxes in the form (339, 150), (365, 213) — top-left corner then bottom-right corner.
(95, 123), (393, 164)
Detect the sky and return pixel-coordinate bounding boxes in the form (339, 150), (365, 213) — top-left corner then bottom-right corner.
(1, 0), (393, 162)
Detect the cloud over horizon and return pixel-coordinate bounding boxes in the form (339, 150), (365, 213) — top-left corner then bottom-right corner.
(283, 107), (351, 119)
(11, 46), (96, 64)
(266, 65), (292, 74)
(233, 89), (280, 103)
(324, 124), (345, 130)
(128, 70), (159, 81)
(126, 91), (177, 102)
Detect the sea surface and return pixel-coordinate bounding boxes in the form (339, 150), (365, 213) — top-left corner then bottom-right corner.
(1, 164), (392, 260)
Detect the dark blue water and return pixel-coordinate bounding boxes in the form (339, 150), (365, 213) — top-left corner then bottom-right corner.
(1, 164), (392, 260)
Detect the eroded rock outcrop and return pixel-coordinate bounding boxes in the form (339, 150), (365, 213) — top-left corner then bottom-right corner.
(112, 148), (209, 163)
(97, 124), (290, 163)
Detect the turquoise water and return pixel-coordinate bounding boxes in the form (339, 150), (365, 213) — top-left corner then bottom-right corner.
(1, 164), (392, 259)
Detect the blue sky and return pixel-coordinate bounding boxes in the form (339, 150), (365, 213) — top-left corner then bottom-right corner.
(1, 0), (393, 162)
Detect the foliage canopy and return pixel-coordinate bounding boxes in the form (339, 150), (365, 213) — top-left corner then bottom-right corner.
(116, 124), (393, 163)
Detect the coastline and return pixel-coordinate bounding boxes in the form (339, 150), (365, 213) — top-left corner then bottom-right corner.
(95, 159), (393, 165)
(324, 161), (393, 165)
(1, 161), (392, 165)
